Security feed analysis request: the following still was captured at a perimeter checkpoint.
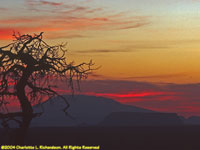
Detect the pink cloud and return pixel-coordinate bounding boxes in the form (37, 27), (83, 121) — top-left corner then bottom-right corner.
(0, 18), (38, 24)
(117, 22), (150, 30)
(27, 0), (64, 7)
(45, 32), (87, 39)
(0, 0), (148, 40)
(0, 13), (149, 40)
(0, 7), (7, 11)
(0, 26), (63, 40)
(40, 0), (63, 6)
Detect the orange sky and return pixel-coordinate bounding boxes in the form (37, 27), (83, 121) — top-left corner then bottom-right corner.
(2, 0), (200, 116)
(1, 0), (200, 84)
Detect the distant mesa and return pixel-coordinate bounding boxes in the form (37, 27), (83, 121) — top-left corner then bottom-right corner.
(98, 112), (183, 126)
(31, 95), (154, 127)
(0, 95), (187, 127)
(184, 116), (200, 125)
(31, 95), (185, 127)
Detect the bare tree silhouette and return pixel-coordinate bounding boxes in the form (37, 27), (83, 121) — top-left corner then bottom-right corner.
(0, 32), (94, 144)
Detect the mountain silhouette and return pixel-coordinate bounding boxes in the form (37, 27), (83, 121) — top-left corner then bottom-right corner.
(184, 116), (200, 125)
(31, 95), (154, 127)
(98, 112), (183, 126)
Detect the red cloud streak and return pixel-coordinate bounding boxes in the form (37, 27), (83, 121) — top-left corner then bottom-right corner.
(93, 91), (171, 98)
(80, 90), (199, 117)
(0, 26), (63, 40)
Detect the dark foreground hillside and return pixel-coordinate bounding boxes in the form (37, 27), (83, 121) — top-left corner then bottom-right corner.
(1, 126), (200, 150)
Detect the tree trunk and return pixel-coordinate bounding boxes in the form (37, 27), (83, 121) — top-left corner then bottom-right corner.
(11, 87), (33, 145)
(12, 67), (33, 145)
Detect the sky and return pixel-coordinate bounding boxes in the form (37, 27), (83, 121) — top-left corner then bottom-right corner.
(1, 0), (200, 117)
